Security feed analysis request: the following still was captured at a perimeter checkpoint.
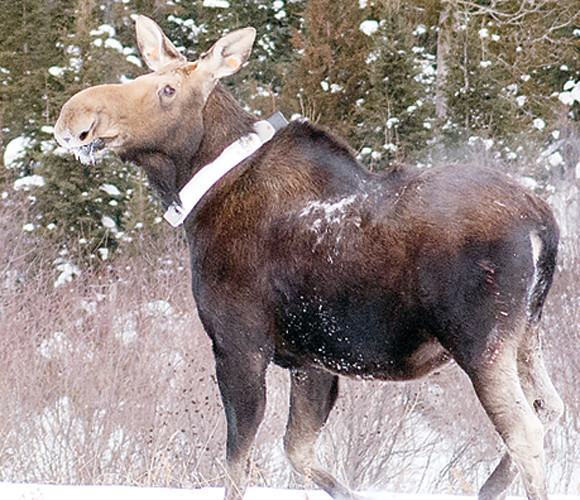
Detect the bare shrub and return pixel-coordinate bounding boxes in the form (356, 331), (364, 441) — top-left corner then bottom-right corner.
(0, 196), (226, 486)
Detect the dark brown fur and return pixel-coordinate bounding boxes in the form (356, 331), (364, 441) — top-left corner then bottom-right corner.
(55, 18), (563, 500)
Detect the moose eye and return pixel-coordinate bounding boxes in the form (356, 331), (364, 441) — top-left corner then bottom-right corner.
(160, 85), (176, 98)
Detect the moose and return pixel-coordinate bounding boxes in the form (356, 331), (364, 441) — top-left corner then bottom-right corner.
(55, 16), (563, 500)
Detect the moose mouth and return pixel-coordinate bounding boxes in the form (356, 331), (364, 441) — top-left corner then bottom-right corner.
(70, 138), (107, 165)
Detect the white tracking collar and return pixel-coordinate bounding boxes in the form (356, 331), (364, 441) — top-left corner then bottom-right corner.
(164, 112), (288, 227)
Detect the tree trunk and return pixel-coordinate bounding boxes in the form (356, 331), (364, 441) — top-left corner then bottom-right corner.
(435, 1), (452, 120)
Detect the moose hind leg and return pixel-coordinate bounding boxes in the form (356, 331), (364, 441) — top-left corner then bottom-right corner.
(518, 326), (563, 429)
(469, 345), (548, 500)
(284, 367), (357, 499)
(479, 452), (518, 500)
(215, 350), (268, 500)
(479, 326), (562, 500)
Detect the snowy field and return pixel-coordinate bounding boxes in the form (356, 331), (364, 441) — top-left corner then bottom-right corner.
(1, 483), (578, 500)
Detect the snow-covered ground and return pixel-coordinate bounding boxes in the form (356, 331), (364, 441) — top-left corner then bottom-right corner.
(0, 483), (578, 500)
(0, 484), (339, 499)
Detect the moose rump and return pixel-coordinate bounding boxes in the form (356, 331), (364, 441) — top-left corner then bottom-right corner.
(54, 15), (563, 500)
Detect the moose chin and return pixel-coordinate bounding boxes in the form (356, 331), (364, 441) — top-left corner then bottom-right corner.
(55, 15), (563, 500)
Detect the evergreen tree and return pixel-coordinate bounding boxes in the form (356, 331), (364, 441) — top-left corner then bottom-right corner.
(354, 5), (435, 171)
(1, 0), (150, 261)
(0, 0), (76, 164)
(281, 0), (369, 141)
(439, 0), (579, 176)
(442, 8), (515, 141)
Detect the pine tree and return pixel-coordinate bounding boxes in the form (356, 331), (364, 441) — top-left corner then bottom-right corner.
(281, 0), (369, 141)
(354, 4), (435, 171)
(439, 0), (579, 178)
(442, 7), (515, 141)
(1, 0), (150, 261)
(0, 0), (76, 162)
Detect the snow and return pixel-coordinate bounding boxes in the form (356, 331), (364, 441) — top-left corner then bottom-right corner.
(516, 95), (526, 107)
(558, 80), (580, 105)
(54, 261), (81, 288)
(167, 15), (201, 38)
(98, 247), (110, 260)
(90, 24), (116, 37)
(519, 176), (538, 191)
(202, 0), (230, 8)
(126, 54), (143, 67)
(0, 485), (330, 499)
(113, 300), (176, 345)
(548, 151), (564, 167)
(300, 195), (358, 223)
(532, 118), (546, 131)
(39, 331), (72, 360)
(0, 484), (577, 500)
(102, 215), (117, 229)
(506, 83), (518, 94)
(360, 20), (379, 36)
(69, 57), (83, 72)
(48, 66), (65, 77)
(104, 38), (124, 53)
(14, 175), (45, 191)
(101, 183), (122, 196)
(413, 25), (427, 36)
(4, 136), (32, 168)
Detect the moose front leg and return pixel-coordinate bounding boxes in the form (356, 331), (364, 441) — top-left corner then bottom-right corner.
(284, 367), (359, 499)
(214, 347), (269, 500)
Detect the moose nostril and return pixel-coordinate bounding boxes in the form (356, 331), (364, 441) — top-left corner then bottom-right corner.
(79, 130), (89, 142)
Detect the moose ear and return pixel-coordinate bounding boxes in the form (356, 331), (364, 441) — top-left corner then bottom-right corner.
(197, 27), (256, 80)
(135, 15), (186, 71)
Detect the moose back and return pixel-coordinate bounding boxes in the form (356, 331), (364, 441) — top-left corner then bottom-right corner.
(54, 16), (563, 500)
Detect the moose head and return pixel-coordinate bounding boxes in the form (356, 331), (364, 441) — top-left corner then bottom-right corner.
(55, 17), (257, 208)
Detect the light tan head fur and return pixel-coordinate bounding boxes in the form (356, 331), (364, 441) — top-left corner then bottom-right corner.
(54, 16), (256, 164)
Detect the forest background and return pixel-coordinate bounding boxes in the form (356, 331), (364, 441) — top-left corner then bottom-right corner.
(0, 0), (579, 496)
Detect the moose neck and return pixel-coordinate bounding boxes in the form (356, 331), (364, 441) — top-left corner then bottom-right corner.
(185, 83), (257, 185)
